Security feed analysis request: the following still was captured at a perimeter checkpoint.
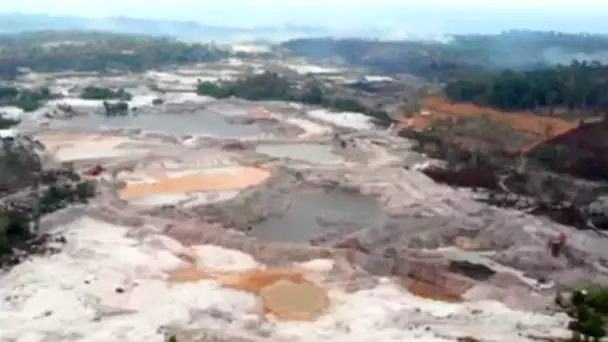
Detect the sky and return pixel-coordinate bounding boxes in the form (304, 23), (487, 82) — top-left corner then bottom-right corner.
(0, 0), (607, 33)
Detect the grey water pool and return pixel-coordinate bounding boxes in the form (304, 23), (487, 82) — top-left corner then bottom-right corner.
(50, 111), (261, 138)
(256, 143), (340, 164)
(249, 189), (385, 243)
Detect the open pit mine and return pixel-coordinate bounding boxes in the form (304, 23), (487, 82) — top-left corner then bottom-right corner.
(0, 59), (601, 342)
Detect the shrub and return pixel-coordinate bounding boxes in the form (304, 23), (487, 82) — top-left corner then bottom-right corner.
(81, 86), (132, 101)
(569, 288), (608, 342)
(103, 101), (129, 116)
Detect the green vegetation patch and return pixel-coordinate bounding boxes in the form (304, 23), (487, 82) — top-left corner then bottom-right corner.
(283, 31), (608, 81)
(196, 72), (392, 125)
(566, 287), (608, 341)
(445, 61), (608, 117)
(80, 86), (132, 101)
(0, 86), (58, 111)
(0, 30), (231, 79)
(102, 101), (129, 117)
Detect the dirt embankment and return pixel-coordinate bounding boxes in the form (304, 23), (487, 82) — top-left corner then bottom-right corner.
(396, 97), (582, 152)
(395, 97), (608, 233)
(420, 97), (577, 136)
(526, 121), (608, 180)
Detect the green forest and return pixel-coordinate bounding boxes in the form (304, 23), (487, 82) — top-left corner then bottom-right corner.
(0, 86), (58, 111)
(80, 86), (132, 101)
(196, 72), (393, 124)
(444, 61), (608, 115)
(283, 31), (608, 81)
(0, 30), (230, 79)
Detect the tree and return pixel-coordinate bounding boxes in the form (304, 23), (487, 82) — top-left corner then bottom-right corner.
(102, 101), (129, 117)
(195, 72), (393, 125)
(0, 31), (231, 79)
(81, 86), (132, 101)
(444, 61), (608, 117)
(568, 288), (608, 342)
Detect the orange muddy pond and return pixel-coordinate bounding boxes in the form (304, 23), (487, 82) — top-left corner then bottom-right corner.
(119, 166), (270, 199)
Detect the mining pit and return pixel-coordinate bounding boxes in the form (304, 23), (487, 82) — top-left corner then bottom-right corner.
(247, 188), (385, 243)
(49, 106), (271, 139)
(2, 70), (603, 341)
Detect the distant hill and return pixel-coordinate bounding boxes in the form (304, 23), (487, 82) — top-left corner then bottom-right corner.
(0, 30), (236, 78)
(282, 31), (608, 80)
(0, 13), (329, 42)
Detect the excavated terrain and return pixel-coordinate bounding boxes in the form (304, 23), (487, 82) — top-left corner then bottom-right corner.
(1, 63), (603, 342)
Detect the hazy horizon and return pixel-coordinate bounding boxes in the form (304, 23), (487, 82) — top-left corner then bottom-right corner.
(0, 0), (607, 35)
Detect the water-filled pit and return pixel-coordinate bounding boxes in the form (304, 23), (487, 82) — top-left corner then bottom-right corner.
(249, 189), (386, 243)
(256, 143), (341, 164)
(50, 111), (262, 138)
(36, 131), (153, 163)
(117, 166), (271, 201)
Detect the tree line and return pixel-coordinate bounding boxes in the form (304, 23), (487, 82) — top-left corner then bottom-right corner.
(282, 31), (608, 81)
(0, 86), (57, 111)
(0, 84), (136, 114)
(196, 72), (393, 125)
(444, 61), (608, 115)
(80, 86), (132, 101)
(0, 31), (230, 79)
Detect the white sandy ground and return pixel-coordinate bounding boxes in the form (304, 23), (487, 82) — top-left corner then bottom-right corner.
(307, 109), (375, 131)
(128, 190), (240, 207)
(47, 98), (105, 109)
(285, 117), (333, 137)
(44, 137), (150, 162)
(285, 64), (341, 75)
(0, 106), (25, 120)
(47, 95), (159, 110)
(173, 69), (242, 78)
(0, 217), (571, 342)
(228, 44), (272, 54)
(116, 171), (159, 186)
(127, 192), (193, 206)
(146, 71), (238, 88)
(163, 92), (215, 104)
(364, 75), (395, 82)
(129, 95), (159, 108)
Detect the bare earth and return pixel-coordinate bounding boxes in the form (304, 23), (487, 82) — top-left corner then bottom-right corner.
(1, 62), (599, 342)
